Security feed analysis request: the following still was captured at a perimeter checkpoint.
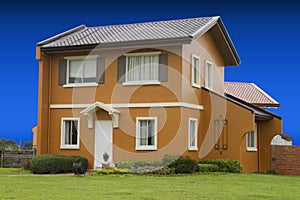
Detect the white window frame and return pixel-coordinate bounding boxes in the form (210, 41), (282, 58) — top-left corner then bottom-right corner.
(191, 55), (201, 88)
(135, 117), (158, 150)
(60, 117), (80, 149)
(188, 118), (198, 151)
(205, 60), (213, 90)
(124, 52), (161, 86)
(246, 123), (257, 151)
(64, 55), (98, 87)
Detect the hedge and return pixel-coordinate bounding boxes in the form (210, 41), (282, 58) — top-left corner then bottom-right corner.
(114, 160), (163, 169)
(198, 163), (219, 172)
(96, 169), (128, 175)
(30, 155), (88, 174)
(200, 159), (242, 173)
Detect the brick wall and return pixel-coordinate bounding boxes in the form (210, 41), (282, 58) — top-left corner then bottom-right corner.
(271, 145), (300, 175)
(0, 150), (34, 168)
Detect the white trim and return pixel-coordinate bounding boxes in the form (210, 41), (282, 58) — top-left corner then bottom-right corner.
(63, 83), (98, 88)
(205, 60), (213, 90)
(60, 117), (80, 149)
(251, 83), (279, 105)
(109, 102), (203, 110)
(80, 102), (120, 128)
(135, 117), (158, 151)
(246, 123), (257, 151)
(50, 104), (92, 109)
(124, 51), (161, 56)
(188, 118), (198, 151)
(64, 55), (99, 60)
(122, 81), (161, 86)
(191, 54), (201, 88)
(50, 102), (204, 110)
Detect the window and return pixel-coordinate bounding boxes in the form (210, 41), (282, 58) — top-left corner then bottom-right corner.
(205, 61), (213, 89)
(188, 118), (198, 150)
(61, 118), (80, 149)
(246, 124), (257, 151)
(136, 117), (157, 150)
(67, 58), (97, 84)
(191, 55), (200, 88)
(125, 53), (159, 83)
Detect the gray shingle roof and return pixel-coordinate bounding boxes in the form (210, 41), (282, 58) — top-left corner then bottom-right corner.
(38, 17), (217, 48)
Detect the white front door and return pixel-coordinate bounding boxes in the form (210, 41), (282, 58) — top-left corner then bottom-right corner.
(94, 120), (113, 169)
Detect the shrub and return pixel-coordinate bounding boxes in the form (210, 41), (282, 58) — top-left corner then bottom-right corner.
(198, 163), (219, 172)
(30, 155), (88, 174)
(115, 160), (163, 169)
(114, 161), (135, 169)
(22, 159), (31, 170)
(128, 166), (174, 175)
(168, 156), (198, 174)
(129, 166), (161, 174)
(200, 159), (242, 173)
(96, 169), (128, 175)
(162, 154), (180, 166)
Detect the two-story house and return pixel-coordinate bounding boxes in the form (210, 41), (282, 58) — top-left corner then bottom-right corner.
(35, 16), (282, 172)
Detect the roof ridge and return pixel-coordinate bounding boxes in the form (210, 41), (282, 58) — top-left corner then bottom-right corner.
(88, 16), (216, 29)
(225, 81), (253, 84)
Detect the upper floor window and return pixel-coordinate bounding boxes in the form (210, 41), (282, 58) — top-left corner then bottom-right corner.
(125, 53), (160, 84)
(136, 117), (157, 150)
(188, 118), (198, 150)
(246, 123), (257, 151)
(205, 61), (213, 89)
(59, 55), (105, 87)
(191, 55), (200, 88)
(61, 118), (80, 149)
(67, 58), (97, 84)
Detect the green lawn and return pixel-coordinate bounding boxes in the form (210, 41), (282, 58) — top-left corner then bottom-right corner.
(0, 168), (31, 175)
(0, 172), (299, 199)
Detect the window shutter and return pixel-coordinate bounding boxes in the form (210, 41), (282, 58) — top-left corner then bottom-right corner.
(159, 53), (168, 82)
(58, 59), (67, 86)
(96, 57), (105, 84)
(117, 56), (126, 83)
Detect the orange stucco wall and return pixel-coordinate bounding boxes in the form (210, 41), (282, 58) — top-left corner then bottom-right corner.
(259, 117), (282, 171)
(36, 52), (50, 155)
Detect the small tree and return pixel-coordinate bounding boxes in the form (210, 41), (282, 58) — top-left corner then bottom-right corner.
(23, 140), (33, 150)
(0, 138), (19, 150)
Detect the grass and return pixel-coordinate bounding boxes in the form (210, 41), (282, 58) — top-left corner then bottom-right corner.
(0, 172), (299, 199)
(0, 168), (31, 175)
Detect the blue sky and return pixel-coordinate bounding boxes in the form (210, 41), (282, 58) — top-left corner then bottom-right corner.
(0, 0), (299, 145)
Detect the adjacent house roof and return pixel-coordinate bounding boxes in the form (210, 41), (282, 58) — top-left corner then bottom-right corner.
(224, 82), (280, 107)
(203, 87), (281, 122)
(37, 16), (240, 66)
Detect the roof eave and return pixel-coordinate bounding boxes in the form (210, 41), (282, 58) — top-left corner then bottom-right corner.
(225, 93), (282, 120)
(40, 36), (193, 53)
(192, 17), (240, 66)
(253, 103), (280, 108)
(216, 18), (240, 66)
(37, 25), (86, 46)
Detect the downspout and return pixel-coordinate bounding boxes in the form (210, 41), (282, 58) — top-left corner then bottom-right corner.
(42, 52), (52, 154)
(257, 123), (260, 172)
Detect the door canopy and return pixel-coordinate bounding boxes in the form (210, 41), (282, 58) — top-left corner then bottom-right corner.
(80, 102), (120, 128)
